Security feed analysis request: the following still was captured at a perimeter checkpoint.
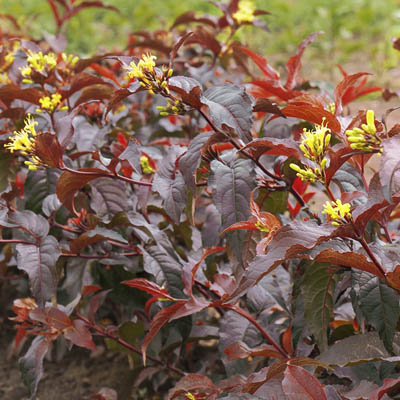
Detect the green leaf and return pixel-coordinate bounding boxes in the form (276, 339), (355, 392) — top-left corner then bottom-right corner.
(318, 332), (400, 367)
(359, 272), (400, 352)
(201, 84), (254, 143)
(210, 158), (255, 264)
(302, 262), (339, 352)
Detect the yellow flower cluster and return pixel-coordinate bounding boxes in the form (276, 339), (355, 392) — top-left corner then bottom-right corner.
(4, 114), (41, 170)
(156, 99), (185, 117)
(322, 199), (352, 226)
(290, 120), (331, 183)
(20, 50), (57, 84)
(345, 110), (382, 154)
(233, 0), (256, 23)
(125, 53), (173, 96)
(140, 155), (155, 174)
(37, 93), (67, 113)
(61, 53), (79, 68)
(1, 41), (20, 72)
(300, 122), (331, 162)
(0, 72), (10, 85)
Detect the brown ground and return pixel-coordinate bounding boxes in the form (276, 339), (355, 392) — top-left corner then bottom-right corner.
(0, 319), (135, 400)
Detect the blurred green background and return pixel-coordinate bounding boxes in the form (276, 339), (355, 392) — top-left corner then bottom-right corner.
(1, 0), (400, 80)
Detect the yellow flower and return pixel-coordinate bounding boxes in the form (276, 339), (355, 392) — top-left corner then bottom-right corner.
(124, 53), (172, 96)
(140, 156), (155, 174)
(4, 114), (41, 170)
(290, 163), (324, 183)
(233, 0), (256, 23)
(126, 53), (156, 80)
(345, 110), (381, 153)
(61, 53), (79, 68)
(0, 72), (10, 84)
(299, 120), (331, 162)
(38, 93), (63, 113)
(185, 393), (196, 400)
(322, 199), (351, 226)
(19, 50), (57, 82)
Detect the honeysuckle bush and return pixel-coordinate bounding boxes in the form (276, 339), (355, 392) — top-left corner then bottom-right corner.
(2, 0), (400, 399)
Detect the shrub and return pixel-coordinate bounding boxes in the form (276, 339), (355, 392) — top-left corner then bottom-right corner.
(1, 0), (400, 398)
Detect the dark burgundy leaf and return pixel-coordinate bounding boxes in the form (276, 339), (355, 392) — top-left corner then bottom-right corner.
(253, 98), (285, 117)
(167, 373), (217, 400)
(35, 133), (63, 168)
(201, 84), (253, 142)
(168, 32), (194, 70)
(73, 84), (113, 108)
(168, 75), (203, 109)
(353, 173), (388, 233)
(122, 278), (175, 300)
(285, 32), (321, 91)
(16, 236), (60, 308)
(233, 46), (280, 81)
(228, 221), (343, 301)
(334, 72), (371, 116)
(179, 132), (211, 193)
(242, 137), (301, 159)
(282, 364), (327, 400)
(56, 168), (104, 212)
(225, 341), (284, 361)
(141, 301), (186, 365)
(64, 319), (96, 350)
(280, 104), (341, 133)
(19, 336), (51, 398)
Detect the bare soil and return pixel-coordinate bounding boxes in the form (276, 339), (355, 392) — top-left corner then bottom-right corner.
(0, 319), (135, 400)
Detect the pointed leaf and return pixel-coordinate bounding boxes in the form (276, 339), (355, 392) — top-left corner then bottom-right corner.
(280, 104), (341, 133)
(141, 301), (185, 365)
(19, 336), (50, 399)
(16, 236), (61, 307)
(359, 272), (400, 352)
(229, 221), (340, 301)
(168, 76), (203, 109)
(179, 132), (212, 193)
(302, 262), (338, 352)
(210, 159), (255, 263)
(318, 332), (400, 367)
(285, 32), (321, 91)
(122, 278), (175, 300)
(56, 168), (104, 212)
(282, 364), (327, 400)
(201, 85), (253, 143)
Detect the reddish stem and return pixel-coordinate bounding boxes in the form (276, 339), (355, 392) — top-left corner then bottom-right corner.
(75, 313), (185, 376)
(223, 304), (289, 359)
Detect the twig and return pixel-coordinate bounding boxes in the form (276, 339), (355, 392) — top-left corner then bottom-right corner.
(75, 313), (185, 376)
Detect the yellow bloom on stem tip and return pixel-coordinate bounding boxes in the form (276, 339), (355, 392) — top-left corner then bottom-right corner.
(233, 0), (256, 23)
(4, 114), (40, 170)
(38, 93), (64, 113)
(19, 50), (57, 83)
(299, 120), (331, 162)
(345, 110), (381, 153)
(126, 53), (156, 80)
(322, 199), (352, 226)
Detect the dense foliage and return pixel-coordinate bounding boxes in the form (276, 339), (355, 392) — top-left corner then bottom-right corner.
(1, 0), (400, 398)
